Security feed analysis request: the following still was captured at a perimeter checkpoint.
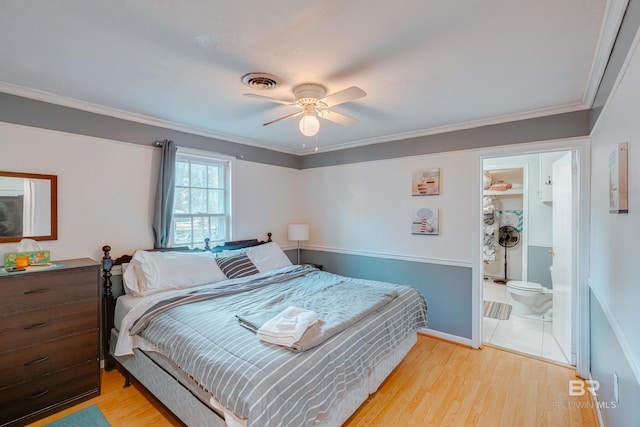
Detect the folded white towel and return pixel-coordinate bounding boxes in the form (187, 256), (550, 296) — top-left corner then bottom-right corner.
(257, 306), (318, 348)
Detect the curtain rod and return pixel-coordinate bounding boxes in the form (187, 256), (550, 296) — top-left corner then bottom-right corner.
(153, 140), (244, 159)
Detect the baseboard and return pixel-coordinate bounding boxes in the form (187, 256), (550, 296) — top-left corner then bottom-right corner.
(420, 328), (474, 347)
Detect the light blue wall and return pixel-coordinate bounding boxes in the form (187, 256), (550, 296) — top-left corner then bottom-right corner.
(590, 290), (640, 425)
(299, 249), (472, 339)
(527, 245), (552, 288)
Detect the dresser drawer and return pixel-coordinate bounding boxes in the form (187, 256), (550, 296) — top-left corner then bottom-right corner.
(0, 266), (98, 315)
(0, 331), (98, 388)
(0, 360), (99, 426)
(0, 300), (98, 353)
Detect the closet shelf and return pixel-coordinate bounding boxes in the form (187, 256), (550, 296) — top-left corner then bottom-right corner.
(483, 188), (523, 196)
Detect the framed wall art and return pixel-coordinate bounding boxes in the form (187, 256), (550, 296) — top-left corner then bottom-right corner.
(412, 168), (440, 196)
(411, 208), (439, 235)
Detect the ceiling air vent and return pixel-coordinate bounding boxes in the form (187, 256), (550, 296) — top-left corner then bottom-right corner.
(241, 72), (281, 90)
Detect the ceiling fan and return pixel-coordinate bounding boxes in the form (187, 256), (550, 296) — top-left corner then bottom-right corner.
(243, 84), (366, 137)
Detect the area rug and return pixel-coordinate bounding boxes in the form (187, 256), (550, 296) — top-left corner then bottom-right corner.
(44, 405), (110, 427)
(483, 300), (512, 320)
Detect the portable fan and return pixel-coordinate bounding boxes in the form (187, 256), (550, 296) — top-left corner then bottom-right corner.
(494, 225), (520, 284)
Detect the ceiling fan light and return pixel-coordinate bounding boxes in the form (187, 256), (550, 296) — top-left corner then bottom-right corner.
(299, 114), (320, 137)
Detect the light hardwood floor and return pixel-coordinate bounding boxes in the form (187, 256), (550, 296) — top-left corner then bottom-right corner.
(28, 335), (598, 427)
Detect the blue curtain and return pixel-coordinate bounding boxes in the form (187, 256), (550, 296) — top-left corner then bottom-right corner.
(153, 139), (177, 248)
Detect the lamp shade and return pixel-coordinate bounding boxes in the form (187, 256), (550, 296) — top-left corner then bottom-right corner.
(288, 224), (309, 241)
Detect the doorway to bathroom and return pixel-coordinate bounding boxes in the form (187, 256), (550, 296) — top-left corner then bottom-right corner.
(480, 149), (576, 365)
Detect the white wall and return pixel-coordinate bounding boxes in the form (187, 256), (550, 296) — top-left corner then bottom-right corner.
(0, 122), (158, 262)
(300, 151), (475, 265)
(0, 122), (300, 263)
(590, 36), (640, 374)
(234, 160), (302, 247)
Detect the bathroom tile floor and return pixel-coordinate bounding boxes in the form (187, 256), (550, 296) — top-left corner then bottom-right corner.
(483, 279), (569, 364)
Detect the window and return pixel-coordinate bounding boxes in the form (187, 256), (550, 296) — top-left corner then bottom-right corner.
(173, 152), (232, 248)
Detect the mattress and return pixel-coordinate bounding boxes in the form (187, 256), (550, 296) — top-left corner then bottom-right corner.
(111, 266), (426, 427)
(114, 293), (144, 331)
(110, 328), (417, 427)
(112, 266), (427, 427)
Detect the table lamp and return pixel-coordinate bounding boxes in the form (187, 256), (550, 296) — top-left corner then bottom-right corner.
(288, 224), (309, 264)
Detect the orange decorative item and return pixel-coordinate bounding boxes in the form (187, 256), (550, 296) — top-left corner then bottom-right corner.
(15, 256), (29, 268)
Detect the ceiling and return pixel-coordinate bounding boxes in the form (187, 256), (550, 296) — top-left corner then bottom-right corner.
(0, 1), (622, 154)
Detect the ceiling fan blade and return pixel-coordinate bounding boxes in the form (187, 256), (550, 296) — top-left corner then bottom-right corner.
(320, 110), (359, 126)
(243, 93), (295, 106)
(320, 86), (366, 107)
(263, 111), (302, 127)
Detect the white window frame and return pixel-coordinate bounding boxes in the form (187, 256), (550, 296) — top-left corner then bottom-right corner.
(172, 148), (234, 248)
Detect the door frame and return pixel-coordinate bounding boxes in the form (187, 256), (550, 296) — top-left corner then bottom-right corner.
(471, 137), (591, 377)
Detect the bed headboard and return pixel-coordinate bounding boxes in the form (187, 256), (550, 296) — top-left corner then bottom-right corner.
(203, 233), (272, 253)
(100, 232), (272, 370)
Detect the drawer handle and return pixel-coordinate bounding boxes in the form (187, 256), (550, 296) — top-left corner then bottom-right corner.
(24, 322), (49, 330)
(24, 288), (50, 295)
(25, 388), (50, 399)
(24, 356), (49, 366)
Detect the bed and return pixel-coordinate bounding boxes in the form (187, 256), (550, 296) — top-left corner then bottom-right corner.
(101, 234), (427, 427)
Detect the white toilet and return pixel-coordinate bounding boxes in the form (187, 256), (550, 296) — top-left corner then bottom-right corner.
(506, 280), (553, 321)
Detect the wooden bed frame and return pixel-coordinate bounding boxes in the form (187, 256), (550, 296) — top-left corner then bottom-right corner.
(100, 233), (272, 372)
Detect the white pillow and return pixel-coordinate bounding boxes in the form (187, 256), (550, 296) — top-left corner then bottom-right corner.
(122, 262), (139, 294)
(219, 247), (250, 257)
(245, 242), (292, 273)
(123, 250), (227, 297)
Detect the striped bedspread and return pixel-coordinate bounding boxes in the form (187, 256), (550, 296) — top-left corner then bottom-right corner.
(117, 266), (427, 427)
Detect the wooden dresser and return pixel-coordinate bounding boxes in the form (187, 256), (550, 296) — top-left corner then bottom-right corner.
(0, 258), (100, 427)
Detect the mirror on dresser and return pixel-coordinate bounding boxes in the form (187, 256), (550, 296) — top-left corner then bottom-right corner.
(0, 171), (57, 243)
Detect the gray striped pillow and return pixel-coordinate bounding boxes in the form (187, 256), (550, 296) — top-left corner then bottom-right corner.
(216, 253), (259, 279)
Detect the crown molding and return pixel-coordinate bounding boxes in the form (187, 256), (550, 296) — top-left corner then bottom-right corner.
(298, 101), (589, 155)
(0, 80), (590, 158)
(582, 0), (629, 106)
(0, 82), (302, 156)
